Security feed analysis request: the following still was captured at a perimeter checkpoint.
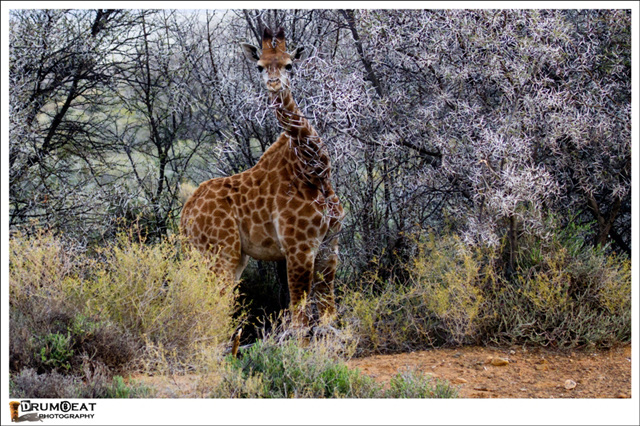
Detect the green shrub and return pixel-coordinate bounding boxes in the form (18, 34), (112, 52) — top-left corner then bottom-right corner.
(340, 233), (493, 355)
(482, 239), (631, 348)
(10, 369), (154, 398)
(210, 335), (456, 398)
(10, 229), (241, 389)
(64, 232), (240, 371)
(480, 217), (631, 348)
(340, 225), (631, 353)
(37, 333), (74, 371)
(387, 369), (458, 398)
(212, 338), (381, 398)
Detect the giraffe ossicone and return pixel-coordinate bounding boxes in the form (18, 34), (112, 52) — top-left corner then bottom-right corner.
(181, 27), (344, 324)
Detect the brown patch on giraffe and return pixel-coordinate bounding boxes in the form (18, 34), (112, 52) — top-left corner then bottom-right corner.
(240, 220), (250, 235)
(301, 185), (319, 200)
(276, 193), (289, 206)
(264, 222), (276, 235)
(285, 214), (297, 226)
(282, 223), (296, 237)
(279, 167), (291, 181)
(306, 226), (317, 239)
(311, 214), (323, 228)
(298, 203), (316, 218)
(247, 187), (259, 199)
(287, 197), (303, 211)
(251, 211), (262, 224)
(202, 200), (213, 212)
(296, 252), (308, 264)
(259, 209), (270, 223)
(261, 237), (275, 248)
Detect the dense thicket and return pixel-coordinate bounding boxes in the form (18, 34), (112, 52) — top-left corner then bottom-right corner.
(10, 9), (631, 282)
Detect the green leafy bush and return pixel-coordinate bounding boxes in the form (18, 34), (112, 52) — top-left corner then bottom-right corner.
(37, 333), (74, 371)
(211, 338), (381, 398)
(387, 369), (458, 398)
(210, 336), (456, 398)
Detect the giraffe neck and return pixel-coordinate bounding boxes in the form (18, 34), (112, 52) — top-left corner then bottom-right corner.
(269, 89), (331, 186)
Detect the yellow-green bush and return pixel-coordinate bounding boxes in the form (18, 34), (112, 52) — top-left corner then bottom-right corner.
(10, 230), (240, 381)
(340, 232), (494, 354)
(340, 227), (631, 354)
(410, 234), (489, 345)
(10, 230), (91, 373)
(481, 226), (632, 348)
(598, 255), (631, 315)
(67, 233), (239, 370)
(9, 229), (78, 302)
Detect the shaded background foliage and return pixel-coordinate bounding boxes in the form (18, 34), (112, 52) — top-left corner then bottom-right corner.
(9, 9), (631, 292)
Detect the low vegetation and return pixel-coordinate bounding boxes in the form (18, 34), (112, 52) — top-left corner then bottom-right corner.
(339, 224), (631, 356)
(10, 369), (154, 399)
(9, 223), (630, 398)
(9, 229), (238, 397)
(208, 333), (457, 398)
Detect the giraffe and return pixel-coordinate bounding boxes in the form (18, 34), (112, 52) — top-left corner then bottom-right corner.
(180, 27), (343, 324)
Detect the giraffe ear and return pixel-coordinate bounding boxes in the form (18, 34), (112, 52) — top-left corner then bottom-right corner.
(240, 43), (260, 62)
(290, 46), (307, 62)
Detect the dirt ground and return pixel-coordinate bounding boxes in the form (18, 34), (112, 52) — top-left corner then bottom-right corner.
(347, 344), (632, 398)
(133, 344), (631, 398)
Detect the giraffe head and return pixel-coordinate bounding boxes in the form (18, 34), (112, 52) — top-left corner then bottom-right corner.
(240, 27), (306, 93)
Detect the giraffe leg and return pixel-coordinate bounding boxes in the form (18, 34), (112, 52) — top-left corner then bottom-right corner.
(285, 251), (315, 326)
(196, 220), (244, 283)
(312, 235), (339, 320)
(234, 253), (249, 281)
(207, 243), (242, 283)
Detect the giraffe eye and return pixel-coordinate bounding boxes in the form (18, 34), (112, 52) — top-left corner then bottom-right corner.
(257, 65), (264, 72)
(285, 64), (293, 71)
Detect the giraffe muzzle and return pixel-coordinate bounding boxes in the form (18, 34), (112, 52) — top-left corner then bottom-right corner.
(267, 79), (283, 92)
